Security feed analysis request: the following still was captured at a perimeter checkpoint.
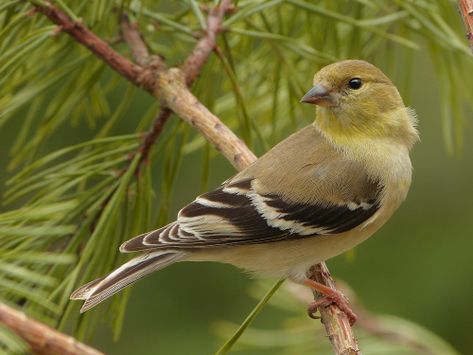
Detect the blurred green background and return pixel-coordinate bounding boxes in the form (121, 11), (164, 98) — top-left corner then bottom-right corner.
(1, 1), (473, 354)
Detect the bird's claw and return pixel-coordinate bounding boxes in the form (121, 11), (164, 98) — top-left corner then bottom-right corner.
(307, 294), (357, 326)
(307, 297), (332, 319)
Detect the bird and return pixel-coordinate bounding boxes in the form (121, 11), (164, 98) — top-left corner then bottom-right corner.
(71, 60), (418, 322)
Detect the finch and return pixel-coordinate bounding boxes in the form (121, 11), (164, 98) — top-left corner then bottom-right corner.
(71, 60), (418, 321)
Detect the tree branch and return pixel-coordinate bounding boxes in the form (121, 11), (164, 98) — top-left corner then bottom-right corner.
(117, 13), (170, 176)
(182, 0), (233, 85)
(120, 13), (165, 70)
(34, 1), (155, 92)
(120, 13), (151, 66)
(155, 68), (256, 170)
(0, 303), (102, 355)
(137, 107), (172, 172)
(308, 264), (359, 354)
(29, 1), (359, 353)
(458, 0), (473, 51)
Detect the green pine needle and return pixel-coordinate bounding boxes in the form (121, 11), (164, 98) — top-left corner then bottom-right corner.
(215, 279), (284, 355)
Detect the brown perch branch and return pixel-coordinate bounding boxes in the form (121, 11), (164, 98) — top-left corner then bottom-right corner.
(309, 264), (360, 354)
(0, 303), (103, 355)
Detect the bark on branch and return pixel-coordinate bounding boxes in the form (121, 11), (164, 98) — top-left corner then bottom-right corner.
(182, 0), (232, 85)
(309, 264), (359, 354)
(137, 107), (172, 172)
(0, 303), (103, 355)
(155, 68), (256, 170)
(120, 13), (151, 66)
(34, 2), (151, 91)
(119, 13), (166, 71)
(458, 0), (473, 51)
(28, 1), (359, 353)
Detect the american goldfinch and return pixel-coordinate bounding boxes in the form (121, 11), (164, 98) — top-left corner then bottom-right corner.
(71, 60), (418, 321)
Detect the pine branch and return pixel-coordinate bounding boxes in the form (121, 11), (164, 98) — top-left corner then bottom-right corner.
(32, 1), (154, 92)
(0, 303), (102, 355)
(120, 13), (165, 69)
(308, 264), (359, 354)
(182, 0), (233, 85)
(458, 0), (473, 51)
(28, 1), (359, 353)
(137, 108), (172, 172)
(120, 13), (152, 66)
(154, 68), (256, 170)
(119, 14), (171, 174)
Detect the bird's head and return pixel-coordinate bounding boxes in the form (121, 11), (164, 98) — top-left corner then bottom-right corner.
(301, 60), (418, 148)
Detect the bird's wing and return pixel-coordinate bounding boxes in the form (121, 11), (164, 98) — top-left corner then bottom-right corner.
(121, 125), (383, 252)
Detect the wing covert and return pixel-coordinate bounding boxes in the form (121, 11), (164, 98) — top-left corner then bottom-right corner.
(120, 176), (382, 252)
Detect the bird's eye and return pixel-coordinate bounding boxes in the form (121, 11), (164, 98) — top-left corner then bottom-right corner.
(348, 78), (363, 90)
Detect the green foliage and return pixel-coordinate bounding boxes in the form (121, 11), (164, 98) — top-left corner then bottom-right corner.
(0, 324), (29, 355)
(0, 0), (471, 353)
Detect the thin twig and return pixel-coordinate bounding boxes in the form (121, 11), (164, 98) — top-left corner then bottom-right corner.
(119, 13), (171, 175)
(458, 0), (473, 51)
(120, 13), (151, 66)
(84, 109), (172, 241)
(29, 1), (359, 353)
(137, 107), (172, 173)
(120, 13), (165, 70)
(0, 303), (103, 355)
(182, 0), (232, 85)
(33, 1), (155, 92)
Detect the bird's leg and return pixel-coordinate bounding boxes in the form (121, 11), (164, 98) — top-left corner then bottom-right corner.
(303, 278), (357, 326)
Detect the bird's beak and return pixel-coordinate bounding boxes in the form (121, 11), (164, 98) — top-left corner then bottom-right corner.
(300, 84), (334, 106)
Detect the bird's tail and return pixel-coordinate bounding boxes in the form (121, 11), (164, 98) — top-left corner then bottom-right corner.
(70, 250), (186, 313)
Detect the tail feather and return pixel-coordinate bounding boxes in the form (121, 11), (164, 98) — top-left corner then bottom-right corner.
(70, 277), (106, 300)
(119, 231), (152, 253)
(71, 250), (186, 313)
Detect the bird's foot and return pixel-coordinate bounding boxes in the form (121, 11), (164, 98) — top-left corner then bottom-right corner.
(306, 294), (357, 326)
(303, 278), (357, 326)
(307, 297), (332, 319)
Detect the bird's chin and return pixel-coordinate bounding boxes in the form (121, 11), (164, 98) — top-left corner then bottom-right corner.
(314, 98), (337, 108)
